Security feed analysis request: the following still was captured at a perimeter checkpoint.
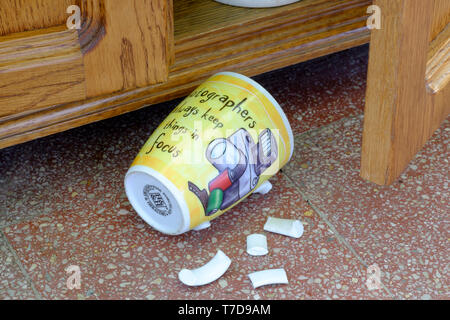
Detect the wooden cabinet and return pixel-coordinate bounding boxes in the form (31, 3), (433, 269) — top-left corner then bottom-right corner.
(0, 0), (172, 117)
(1, 0), (447, 185)
(0, 0), (370, 149)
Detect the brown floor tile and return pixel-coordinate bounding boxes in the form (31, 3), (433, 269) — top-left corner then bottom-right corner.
(283, 116), (450, 299)
(2, 173), (390, 299)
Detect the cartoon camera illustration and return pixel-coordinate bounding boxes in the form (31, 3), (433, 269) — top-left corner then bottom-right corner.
(188, 128), (278, 216)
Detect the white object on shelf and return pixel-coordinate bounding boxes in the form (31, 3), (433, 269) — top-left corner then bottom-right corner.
(248, 268), (289, 288)
(246, 234), (268, 256)
(214, 0), (300, 8)
(178, 250), (231, 286)
(263, 216), (304, 238)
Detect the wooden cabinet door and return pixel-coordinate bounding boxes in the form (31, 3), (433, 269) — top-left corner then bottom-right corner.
(0, 0), (172, 119)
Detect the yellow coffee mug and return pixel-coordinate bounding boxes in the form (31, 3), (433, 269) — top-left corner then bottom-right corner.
(124, 72), (294, 235)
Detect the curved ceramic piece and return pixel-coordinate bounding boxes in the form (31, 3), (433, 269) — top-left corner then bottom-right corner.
(178, 250), (231, 286)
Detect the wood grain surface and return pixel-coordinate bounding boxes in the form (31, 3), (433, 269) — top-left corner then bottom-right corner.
(0, 0), (371, 148)
(0, 0), (80, 36)
(426, 24), (450, 93)
(0, 26), (85, 118)
(361, 0), (450, 185)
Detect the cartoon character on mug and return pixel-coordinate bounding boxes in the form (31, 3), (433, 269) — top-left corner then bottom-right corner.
(188, 128), (278, 216)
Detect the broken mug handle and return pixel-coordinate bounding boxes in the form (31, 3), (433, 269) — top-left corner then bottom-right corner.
(192, 180), (273, 231)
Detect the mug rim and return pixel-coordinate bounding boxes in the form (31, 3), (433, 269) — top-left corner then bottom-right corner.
(213, 71), (294, 161)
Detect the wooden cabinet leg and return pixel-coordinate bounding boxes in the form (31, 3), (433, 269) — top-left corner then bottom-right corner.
(361, 0), (450, 185)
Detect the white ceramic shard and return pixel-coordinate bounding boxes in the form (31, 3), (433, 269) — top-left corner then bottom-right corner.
(178, 250), (231, 286)
(263, 216), (304, 238)
(246, 234), (268, 256)
(193, 221), (211, 231)
(254, 181), (272, 195)
(248, 268), (288, 288)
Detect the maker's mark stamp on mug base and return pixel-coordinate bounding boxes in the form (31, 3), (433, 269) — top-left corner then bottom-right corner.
(143, 184), (172, 216)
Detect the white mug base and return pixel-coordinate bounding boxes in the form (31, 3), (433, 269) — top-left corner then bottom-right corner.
(124, 165), (190, 235)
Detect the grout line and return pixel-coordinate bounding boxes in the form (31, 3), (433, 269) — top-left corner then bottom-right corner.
(283, 172), (397, 299)
(0, 230), (43, 300)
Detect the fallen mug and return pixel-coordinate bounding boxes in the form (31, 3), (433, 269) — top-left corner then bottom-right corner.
(124, 72), (294, 235)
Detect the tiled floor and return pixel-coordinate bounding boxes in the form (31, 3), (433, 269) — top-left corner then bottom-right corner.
(0, 44), (448, 300)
